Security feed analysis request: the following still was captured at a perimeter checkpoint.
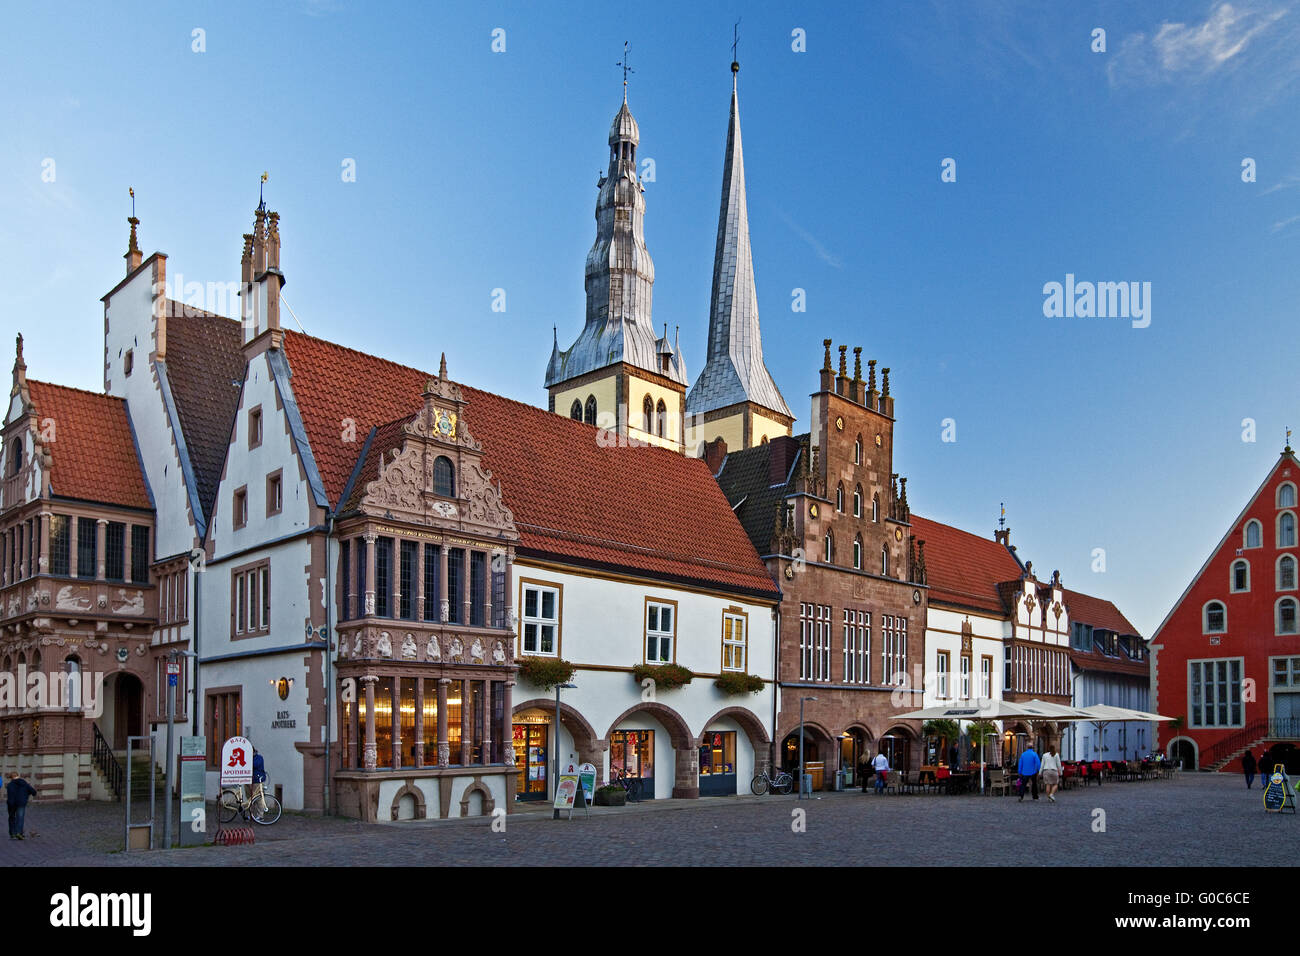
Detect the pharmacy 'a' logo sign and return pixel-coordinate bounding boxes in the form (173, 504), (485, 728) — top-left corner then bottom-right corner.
(221, 736), (254, 786)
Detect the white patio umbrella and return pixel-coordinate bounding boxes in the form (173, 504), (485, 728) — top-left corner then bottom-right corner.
(1076, 704), (1175, 762)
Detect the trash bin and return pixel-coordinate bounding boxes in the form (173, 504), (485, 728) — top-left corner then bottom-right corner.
(834, 770), (845, 792)
(800, 773), (813, 795)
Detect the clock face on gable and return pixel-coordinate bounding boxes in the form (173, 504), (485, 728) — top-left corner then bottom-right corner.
(434, 409), (457, 438)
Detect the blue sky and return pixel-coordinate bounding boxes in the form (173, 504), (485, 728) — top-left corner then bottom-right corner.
(4, 0), (1300, 636)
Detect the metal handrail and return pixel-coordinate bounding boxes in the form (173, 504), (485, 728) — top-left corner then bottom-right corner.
(1203, 718), (1300, 767)
(92, 723), (123, 799)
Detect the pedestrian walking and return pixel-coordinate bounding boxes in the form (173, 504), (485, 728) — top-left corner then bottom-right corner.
(1242, 750), (1258, 790)
(857, 750), (872, 793)
(6, 771), (37, 840)
(1041, 745), (1062, 803)
(872, 750), (890, 794)
(1017, 744), (1041, 801)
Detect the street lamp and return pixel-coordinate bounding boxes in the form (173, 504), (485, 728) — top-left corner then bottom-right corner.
(552, 682), (576, 819)
(799, 696), (818, 799)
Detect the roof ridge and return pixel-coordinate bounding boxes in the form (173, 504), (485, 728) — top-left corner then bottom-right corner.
(29, 379), (125, 403)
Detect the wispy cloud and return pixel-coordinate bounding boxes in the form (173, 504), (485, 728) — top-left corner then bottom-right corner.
(1261, 173), (1300, 195)
(1271, 213), (1300, 233)
(774, 208), (842, 269)
(1108, 1), (1289, 86)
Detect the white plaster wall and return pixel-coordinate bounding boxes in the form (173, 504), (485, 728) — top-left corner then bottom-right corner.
(923, 606), (1004, 707)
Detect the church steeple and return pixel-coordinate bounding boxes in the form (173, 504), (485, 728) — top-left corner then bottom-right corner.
(546, 67), (689, 451)
(685, 59), (793, 450)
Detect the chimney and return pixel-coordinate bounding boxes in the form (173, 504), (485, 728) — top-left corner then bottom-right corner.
(125, 216), (142, 274)
(703, 437), (728, 475)
(819, 339), (834, 392)
(768, 434), (800, 485)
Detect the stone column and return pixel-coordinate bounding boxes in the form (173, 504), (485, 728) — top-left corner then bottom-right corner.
(502, 681), (515, 765)
(413, 677), (425, 768)
(415, 543), (426, 622)
(436, 678), (450, 766)
(440, 548), (450, 622)
(460, 678), (472, 766)
(363, 532), (376, 616)
(345, 683), (359, 770)
(480, 679), (491, 766)
(96, 518), (107, 580)
(671, 741), (700, 799)
(578, 740), (610, 786)
(361, 675), (377, 770)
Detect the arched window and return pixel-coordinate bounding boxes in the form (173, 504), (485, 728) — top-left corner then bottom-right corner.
(642, 395), (653, 433)
(872, 493), (880, 522)
(836, 483), (844, 512)
(433, 456), (455, 497)
(1231, 559), (1250, 593)
(853, 485), (863, 518)
(1279, 598), (1298, 635)
(824, 533), (833, 563)
(854, 436), (862, 465)
(1245, 520), (1263, 548)
(853, 536), (862, 570)
(65, 655), (82, 712)
(1279, 554), (1297, 591)
(881, 546), (889, 577)
(584, 396), (597, 426)
(1280, 512), (1297, 548)
(655, 399), (666, 438)
(569, 400), (582, 421)
(1203, 601), (1226, 634)
(1280, 483), (1297, 509)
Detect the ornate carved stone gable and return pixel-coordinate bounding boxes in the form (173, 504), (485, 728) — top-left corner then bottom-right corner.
(460, 460), (516, 532)
(363, 442), (423, 515)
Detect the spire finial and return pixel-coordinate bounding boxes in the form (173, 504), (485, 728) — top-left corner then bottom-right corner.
(731, 19), (740, 77)
(439, 352), (448, 380)
(15, 333), (24, 367)
(125, 187), (142, 272)
(258, 171), (269, 213)
(999, 502), (1006, 530)
(617, 41), (634, 102)
(1287, 427), (1293, 454)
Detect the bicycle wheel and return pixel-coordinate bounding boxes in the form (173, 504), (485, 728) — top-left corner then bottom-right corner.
(218, 789), (241, 824)
(627, 778), (642, 802)
(251, 794), (282, 825)
(750, 774), (769, 796)
(772, 774), (793, 795)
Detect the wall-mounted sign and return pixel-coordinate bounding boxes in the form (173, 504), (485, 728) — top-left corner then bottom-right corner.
(271, 710), (296, 729)
(220, 736), (253, 786)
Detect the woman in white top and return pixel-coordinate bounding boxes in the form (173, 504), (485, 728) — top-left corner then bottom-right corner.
(1040, 746), (1063, 802)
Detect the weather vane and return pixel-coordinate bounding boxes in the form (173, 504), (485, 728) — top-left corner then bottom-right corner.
(999, 502), (1006, 530)
(258, 171), (269, 212)
(129, 186), (135, 218)
(617, 41), (633, 100)
(732, 19), (741, 64)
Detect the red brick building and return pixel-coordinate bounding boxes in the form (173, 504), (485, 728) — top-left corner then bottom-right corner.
(1151, 446), (1300, 772)
(712, 341), (927, 785)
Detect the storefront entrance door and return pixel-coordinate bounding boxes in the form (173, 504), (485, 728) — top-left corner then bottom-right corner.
(699, 731), (737, 796)
(513, 723), (548, 801)
(610, 729), (655, 800)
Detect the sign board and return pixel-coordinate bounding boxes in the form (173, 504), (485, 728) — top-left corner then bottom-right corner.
(578, 763), (597, 805)
(220, 736), (253, 786)
(167, 661), (181, 676)
(179, 736), (207, 846)
(553, 774), (580, 813)
(1263, 765), (1296, 814)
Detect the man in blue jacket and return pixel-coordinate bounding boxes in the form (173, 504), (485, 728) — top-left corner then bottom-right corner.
(1017, 745), (1041, 802)
(7, 772), (37, 839)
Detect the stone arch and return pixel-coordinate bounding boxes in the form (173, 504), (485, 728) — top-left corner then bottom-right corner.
(700, 706), (771, 754)
(459, 778), (495, 818)
(1166, 735), (1198, 771)
(388, 781), (428, 821)
(604, 701), (693, 748)
(513, 698), (599, 752)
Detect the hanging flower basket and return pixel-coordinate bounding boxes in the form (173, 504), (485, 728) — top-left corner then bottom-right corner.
(631, 662), (694, 691)
(714, 672), (765, 696)
(516, 657), (577, 690)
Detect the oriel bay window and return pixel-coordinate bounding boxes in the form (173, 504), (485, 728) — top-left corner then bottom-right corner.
(76, 517), (96, 579)
(49, 515), (69, 576)
(423, 544), (442, 621)
(341, 542), (351, 620)
(470, 551), (487, 627)
(399, 541), (417, 621)
(375, 537), (393, 618)
(105, 522), (125, 581)
(130, 525), (149, 584)
(447, 548), (464, 624)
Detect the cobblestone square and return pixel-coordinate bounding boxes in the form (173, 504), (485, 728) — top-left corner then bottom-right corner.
(7, 772), (1290, 867)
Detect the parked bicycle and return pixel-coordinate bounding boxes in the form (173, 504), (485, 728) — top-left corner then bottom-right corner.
(218, 782), (282, 825)
(750, 767), (794, 795)
(610, 767), (643, 802)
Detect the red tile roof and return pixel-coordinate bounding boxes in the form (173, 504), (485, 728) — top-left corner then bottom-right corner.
(1063, 588), (1141, 637)
(280, 332), (779, 598)
(26, 380), (151, 510)
(910, 515), (1023, 614)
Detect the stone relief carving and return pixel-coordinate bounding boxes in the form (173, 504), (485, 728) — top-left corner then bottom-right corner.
(470, 638), (484, 664)
(55, 586), (92, 612)
(425, 637), (440, 661)
(492, 640), (506, 665)
(376, 632), (392, 658)
(460, 461), (517, 531)
(448, 636), (463, 662)
(353, 634), (362, 658)
(401, 634), (417, 660)
(363, 442), (423, 514)
(111, 589), (145, 615)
